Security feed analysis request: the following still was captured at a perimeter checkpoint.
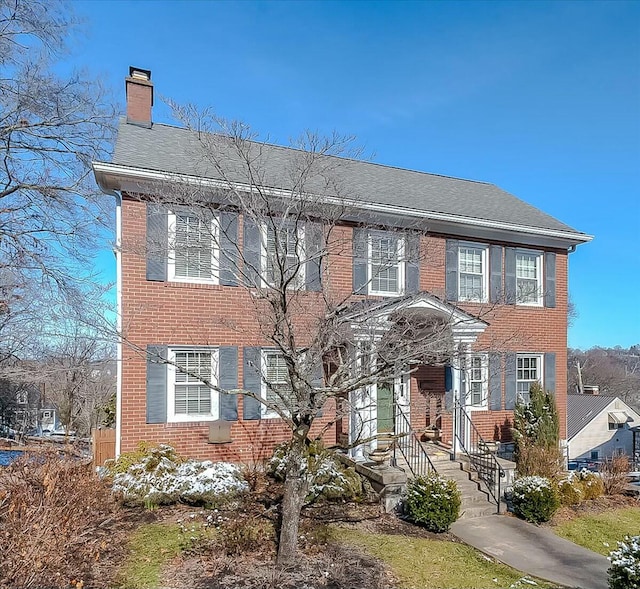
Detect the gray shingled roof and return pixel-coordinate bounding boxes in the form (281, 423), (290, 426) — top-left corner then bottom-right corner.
(112, 118), (585, 235)
(567, 394), (616, 439)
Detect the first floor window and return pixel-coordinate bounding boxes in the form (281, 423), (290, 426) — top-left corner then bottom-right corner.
(464, 354), (487, 408)
(169, 348), (218, 421)
(516, 250), (543, 306)
(458, 245), (487, 302)
(169, 211), (219, 283)
(369, 231), (404, 295)
(262, 351), (294, 417)
(517, 354), (542, 403)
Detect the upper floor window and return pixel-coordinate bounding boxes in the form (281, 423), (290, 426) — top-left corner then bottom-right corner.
(262, 350), (294, 417)
(458, 244), (488, 302)
(168, 212), (219, 283)
(16, 391), (27, 405)
(167, 348), (219, 422)
(517, 354), (542, 403)
(516, 250), (543, 306)
(263, 223), (305, 289)
(368, 231), (404, 296)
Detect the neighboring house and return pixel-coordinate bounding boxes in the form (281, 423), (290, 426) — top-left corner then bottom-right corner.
(567, 393), (640, 462)
(93, 67), (592, 462)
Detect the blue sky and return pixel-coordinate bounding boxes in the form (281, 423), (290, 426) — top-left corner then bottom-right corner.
(74, 0), (639, 350)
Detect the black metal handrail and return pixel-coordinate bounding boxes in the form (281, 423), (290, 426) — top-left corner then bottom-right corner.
(453, 400), (506, 513)
(391, 404), (436, 477)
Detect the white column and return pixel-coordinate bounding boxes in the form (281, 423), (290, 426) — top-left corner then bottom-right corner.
(349, 341), (375, 460)
(451, 363), (462, 453)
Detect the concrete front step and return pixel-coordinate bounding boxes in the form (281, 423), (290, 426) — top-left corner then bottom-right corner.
(459, 504), (500, 519)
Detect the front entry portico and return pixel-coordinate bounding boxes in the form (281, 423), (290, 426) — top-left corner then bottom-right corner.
(344, 292), (488, 459)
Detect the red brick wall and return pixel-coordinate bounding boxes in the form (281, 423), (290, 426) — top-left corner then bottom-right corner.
(119, 196), (569, 460)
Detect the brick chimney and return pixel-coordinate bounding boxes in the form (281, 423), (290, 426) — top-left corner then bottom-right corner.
(125, 66), (153, 127)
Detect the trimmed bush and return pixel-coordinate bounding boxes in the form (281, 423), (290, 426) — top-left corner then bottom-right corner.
(405, 474), (461, 532)
(608, 535), (640, 589)
(103, 440), (182, 475)
(512, 476), (559, 523)
(557, 477), (583, 506)
(109, 444), (248, 507)
(574, 469), (605, 500)
(267, 441), (362, 503)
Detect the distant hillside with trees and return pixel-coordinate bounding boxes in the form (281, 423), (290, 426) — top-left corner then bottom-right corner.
(568, 345), (640, 410)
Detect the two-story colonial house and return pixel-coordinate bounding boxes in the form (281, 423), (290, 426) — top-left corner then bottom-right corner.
(93, 67), (592, 464)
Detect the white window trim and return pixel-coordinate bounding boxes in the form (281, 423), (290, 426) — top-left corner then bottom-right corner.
(167, 211), (220, 285)
(515, 249), (544, 307)
(367, 231), (405, 297)
(167, 347), (219, 423)
(516, 353), (544, 403)
(261, 221), (306, 289)
(260, 349), (291, 419)
(464, 353), (488, 410)
(457, 242), (489, 303)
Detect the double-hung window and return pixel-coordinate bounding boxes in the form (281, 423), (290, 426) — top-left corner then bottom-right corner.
(516, 250), (543, 306)
(458, 244), (488, 302)
(264, 222), (305, 289)
(261, 350), (294, 417)
(368, 232), (404, 296)
(464, 354), (488, 409)
(168, 211), (219, 283)
(516, 354), (542, 403)
(168, 348), (218, 422)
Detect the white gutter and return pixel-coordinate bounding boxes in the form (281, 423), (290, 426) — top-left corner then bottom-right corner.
(92, 161), (594, 244)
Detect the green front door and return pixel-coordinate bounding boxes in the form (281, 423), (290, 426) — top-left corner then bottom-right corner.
(377, 383), (394, 434)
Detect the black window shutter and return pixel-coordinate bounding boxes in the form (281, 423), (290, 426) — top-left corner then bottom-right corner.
(305, 222), (323, 292)
(489, 353), (502, 410)
(490, 245), (503, 304)
(243, 347), (262, 420)
(505, 353), (517, 410)
(504, 247), (517, 305)
(146, 345), (168, 423)
(544, 252), (556, 308)
(243, 217), (261, 288)
(219, 212), (238, 287)
(352, 227), (368, 294)
(405, 232), (420, 294)
(146, 203), (168, 281)
(544, 352), (556, 394)
(445, 240), (459, 302)
(219, 346), (238, 421)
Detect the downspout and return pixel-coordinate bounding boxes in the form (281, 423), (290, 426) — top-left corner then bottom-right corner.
(112, 190), (123, 458)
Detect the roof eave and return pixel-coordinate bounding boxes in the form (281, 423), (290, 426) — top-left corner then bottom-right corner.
(92, 161), (594, 248)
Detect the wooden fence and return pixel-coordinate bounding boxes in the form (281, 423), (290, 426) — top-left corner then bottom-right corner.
(92, 428), (116, 466)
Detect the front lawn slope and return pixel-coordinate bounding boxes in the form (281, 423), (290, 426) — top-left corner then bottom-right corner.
(333, 528), (555, 589)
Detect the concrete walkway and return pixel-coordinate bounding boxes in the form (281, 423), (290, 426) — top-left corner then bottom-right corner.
(451, 515), (609, 589)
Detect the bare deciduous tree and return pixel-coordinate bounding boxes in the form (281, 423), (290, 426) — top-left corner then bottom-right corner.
(118, 104), (516, 564)
(0, 0), (115, 366)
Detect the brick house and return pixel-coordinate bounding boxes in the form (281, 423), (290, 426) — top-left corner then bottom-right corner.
(93, 67), (592, 463)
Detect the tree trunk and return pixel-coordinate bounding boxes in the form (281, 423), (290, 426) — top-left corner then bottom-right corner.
(276, 434), (308, 566)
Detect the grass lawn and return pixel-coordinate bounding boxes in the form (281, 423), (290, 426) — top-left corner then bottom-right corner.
(553, 506), (640, 556)
(118, 523), (184, 589)
(333, 528), (557, 589)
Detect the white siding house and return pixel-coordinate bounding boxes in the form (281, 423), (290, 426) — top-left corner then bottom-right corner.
(567, 394), (640, 461)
